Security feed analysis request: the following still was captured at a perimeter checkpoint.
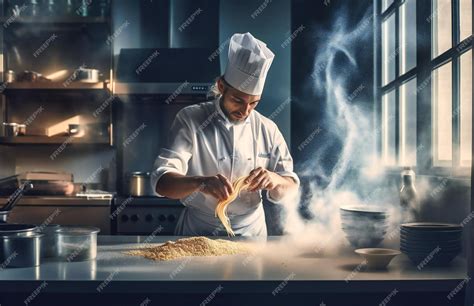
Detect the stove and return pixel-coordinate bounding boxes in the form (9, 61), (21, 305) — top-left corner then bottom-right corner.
(112, 196), (184, 235)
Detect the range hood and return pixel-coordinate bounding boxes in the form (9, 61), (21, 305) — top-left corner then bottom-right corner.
(114, 48), (220, 95)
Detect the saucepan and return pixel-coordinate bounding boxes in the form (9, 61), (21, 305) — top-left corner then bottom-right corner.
(128, 171), (156, 197)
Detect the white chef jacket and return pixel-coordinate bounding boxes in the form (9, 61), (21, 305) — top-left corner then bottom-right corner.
(151, 98), (299, 236)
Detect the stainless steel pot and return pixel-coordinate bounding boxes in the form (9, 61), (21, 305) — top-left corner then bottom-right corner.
(0, 224), (39, 236)
(5, 70), (16, 83)
(128, 172), (155, 197)
(0, 211), (8, 223)
(0, 233), (43, 267)
(38, 224), (61, 258)
(74, 68), (101, 83)
(55, 226), (100, 261)
(3, 123), (18, 136)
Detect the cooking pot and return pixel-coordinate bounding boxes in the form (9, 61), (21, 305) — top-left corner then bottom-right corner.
(73, 68), (101, 83)
(128, 172), (155, 197)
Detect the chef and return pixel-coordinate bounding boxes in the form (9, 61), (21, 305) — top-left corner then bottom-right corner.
(151, 32), (299, 236)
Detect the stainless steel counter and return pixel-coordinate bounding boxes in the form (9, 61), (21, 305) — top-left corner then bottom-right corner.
(0, 236), (467, 295)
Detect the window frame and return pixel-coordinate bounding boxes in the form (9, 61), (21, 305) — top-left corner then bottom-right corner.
(375, 0), (473, 177)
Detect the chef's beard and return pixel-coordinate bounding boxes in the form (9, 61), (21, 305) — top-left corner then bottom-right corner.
(219, 96), (249, 124)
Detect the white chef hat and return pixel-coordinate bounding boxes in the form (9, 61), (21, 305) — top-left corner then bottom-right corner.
(223, 32), (275, 96)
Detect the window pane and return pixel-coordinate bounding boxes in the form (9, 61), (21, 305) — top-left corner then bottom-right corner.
(460, 0), (472, 42)
(432, 62), (453, 166)
(400, 78), (417, 166)
(400, 0), (417, 74)
(382, 14), (396, 85)
(432, 0), (452, 58)
(460, 50), (472, 167)
(382, 0), (394, 12)
(382, 90), (396, 166)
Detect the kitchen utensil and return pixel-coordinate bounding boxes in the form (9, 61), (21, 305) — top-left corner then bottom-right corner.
(355, 248), (401, 270)
(0, 224), (38, 236)
(401, 222), (462, 231)
(3, 123), (19, 136)
(340, 206), (388, 248)
(16, 71), (51, 82)
(55, 226), (100, 261)
(5, 70), (16, 83)
(17, 124), (26, 136)
(38, 224), (61, 258)
(1, 181), (33, 212)
(68, 124), (82, 136)
(0, 211), (9, 223)
(128, 172), (155, 197)
(400, 222), (463, 266)
(0, 233), (43, 267)
(0, 180), (74, 197)
(72, 68), (101, 83)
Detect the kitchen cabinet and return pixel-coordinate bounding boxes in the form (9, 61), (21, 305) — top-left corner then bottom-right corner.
(0, 196), (112, 234)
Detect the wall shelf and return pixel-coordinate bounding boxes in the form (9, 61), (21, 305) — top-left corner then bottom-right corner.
(1, 82), (110, 91)
(0, 135), (111, 146)
(0, 16), (110, 25)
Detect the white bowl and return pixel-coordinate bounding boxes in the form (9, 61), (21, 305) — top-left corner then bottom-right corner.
(355, 248), (401, 269)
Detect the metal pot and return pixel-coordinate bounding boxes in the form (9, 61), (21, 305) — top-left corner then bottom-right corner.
(74, 68), (101, 83)
(5, 70), (16, 83)
(55, 226), (100, 261)
(128, 172), (155, 197)
(0, 233), (43, 267)
(38, 224), (61, 258)
(0, 211), (8, 223)
(0, 224), (39, 236)
(3, 123), (18, 136)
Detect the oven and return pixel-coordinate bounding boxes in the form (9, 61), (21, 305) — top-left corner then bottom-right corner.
(112, 196), (184, 235)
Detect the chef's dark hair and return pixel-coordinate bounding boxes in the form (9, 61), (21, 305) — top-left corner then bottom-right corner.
(207, 76), (232, 99)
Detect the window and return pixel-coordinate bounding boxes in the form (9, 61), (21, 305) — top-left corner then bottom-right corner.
(382, 90), (396, 166)
(379, 0), (418, 166)
(377, 0), (473, 174)
(460, 50), (472, 167)
(431, 0), (452, 58)
(382, 0), (395, 12)
(460, 0), (472, 41)
(399, 0), (416, 74)
(400, 78), (417, 166)
(382, 13), (396, 86)
(432, 62), (453, 166)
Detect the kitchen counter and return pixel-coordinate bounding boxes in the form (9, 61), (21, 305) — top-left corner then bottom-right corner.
(0, 196), (112, 206)
(0, 236), (467, 305)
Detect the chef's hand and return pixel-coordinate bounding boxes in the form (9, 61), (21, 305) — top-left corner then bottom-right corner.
(245, 167), (285, 192)
(200, 174), (234, 201)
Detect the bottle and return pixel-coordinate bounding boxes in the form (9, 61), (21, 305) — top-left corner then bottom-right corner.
(400, 167), (419, 222)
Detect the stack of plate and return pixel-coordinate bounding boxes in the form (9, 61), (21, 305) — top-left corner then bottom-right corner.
(340, 206), (388, 248)
(400, 223), (463, 266)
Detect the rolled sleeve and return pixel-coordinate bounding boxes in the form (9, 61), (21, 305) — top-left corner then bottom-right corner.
(266, 127), (300, 204)
(151, 110), (193, 197)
